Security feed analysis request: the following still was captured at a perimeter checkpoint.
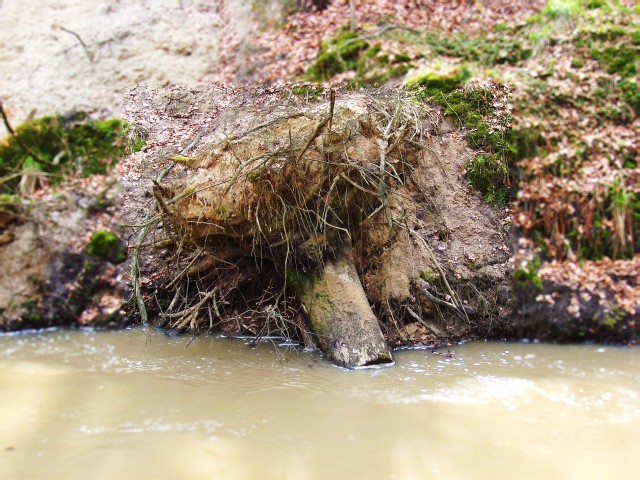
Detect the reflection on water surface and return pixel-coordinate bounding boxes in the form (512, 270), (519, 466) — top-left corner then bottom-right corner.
(0, 329), (638, 479)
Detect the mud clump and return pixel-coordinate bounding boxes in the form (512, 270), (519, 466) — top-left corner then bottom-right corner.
(122, 84), (512, 367)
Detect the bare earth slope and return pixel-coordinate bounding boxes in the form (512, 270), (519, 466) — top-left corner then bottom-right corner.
(0, 0), (228, 133)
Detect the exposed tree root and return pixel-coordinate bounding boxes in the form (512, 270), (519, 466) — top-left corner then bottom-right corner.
(122, 85), (513, 366)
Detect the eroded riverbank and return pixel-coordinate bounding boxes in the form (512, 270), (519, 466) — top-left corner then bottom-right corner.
(1, 329), (639, 479)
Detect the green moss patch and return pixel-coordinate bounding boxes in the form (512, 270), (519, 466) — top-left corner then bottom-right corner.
(306, 27), (415, 86)
(542, 0), (584, 20)
(590, 44), (639, 77)
(87, 230), (126, 264)
(513, 260), (543, 292)
(291, 84), (325, 98)
(619, 78), (639, 116)
(405, 66), (471, 93)
(305, 23), (531, 87)
(408, 71), (515, 205)
(306, 29), (371, 81)
(585, 0), (606, 9)
(573, 18), (640, 115)
(0, 113), (136, 194)
(422, 31), (531, 66)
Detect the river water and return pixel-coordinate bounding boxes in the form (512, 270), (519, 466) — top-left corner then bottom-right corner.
(0, 329), (638, 479)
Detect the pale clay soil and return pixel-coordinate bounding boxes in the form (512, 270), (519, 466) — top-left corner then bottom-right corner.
(0, 0), (257, 134)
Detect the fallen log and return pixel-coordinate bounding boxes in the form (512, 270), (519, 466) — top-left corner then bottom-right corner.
(294, 237), (392, 367)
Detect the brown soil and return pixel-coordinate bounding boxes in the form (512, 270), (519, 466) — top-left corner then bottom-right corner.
(0, 175), (124, 330)
(0, 224), (49, 311)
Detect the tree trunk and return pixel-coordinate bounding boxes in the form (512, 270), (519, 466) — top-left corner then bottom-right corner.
(297, 239), (393, 368)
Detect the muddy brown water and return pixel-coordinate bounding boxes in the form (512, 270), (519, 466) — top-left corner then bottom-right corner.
(0, 329), (638, 479)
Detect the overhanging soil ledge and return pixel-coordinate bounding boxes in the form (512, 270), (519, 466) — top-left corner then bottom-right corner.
(120, 84), (512, 367)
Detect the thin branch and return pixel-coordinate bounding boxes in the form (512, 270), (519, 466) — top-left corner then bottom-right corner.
(419, 287), (471, 322)
(401, 223), (469, 322)
(295, 113), (331, 164)
(405, 305), (443, 339)
(58, 25), (95, 62)
(0, 99), (51, 166)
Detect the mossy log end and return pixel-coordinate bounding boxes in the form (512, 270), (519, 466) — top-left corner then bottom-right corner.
(297, 240), (393, 368)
